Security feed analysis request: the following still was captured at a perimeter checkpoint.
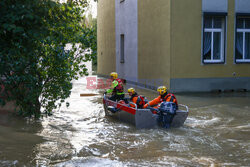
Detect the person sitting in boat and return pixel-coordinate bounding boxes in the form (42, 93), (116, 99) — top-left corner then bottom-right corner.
(143, 86), (178, 110)
(105, 72), (125, 101)
(127, 88), (147, 109)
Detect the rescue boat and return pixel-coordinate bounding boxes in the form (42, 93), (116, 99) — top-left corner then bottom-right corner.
(103, 94), (189, 129)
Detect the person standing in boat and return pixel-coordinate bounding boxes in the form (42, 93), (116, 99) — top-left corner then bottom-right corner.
(143, 86), (178, 110)
(105, 72), (125, 101)
(127, 88), (147, 109)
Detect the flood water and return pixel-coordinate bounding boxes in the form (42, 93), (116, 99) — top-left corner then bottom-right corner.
(0, 76), (249, 166)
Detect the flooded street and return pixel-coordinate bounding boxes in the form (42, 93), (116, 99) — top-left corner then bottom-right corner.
(0, 76), (250, 166)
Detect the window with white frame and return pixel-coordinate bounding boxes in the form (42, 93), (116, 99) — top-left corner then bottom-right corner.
(235, 17), (250, 63)
(203, 15), (226, 63)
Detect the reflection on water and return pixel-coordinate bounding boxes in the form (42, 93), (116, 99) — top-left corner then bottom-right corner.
(0, 76), (249, 166)
(0, 114), (44, 167)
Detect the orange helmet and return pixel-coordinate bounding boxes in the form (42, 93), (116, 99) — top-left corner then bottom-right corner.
(157, 86), (167, 95)
(110, 72), (118, 79)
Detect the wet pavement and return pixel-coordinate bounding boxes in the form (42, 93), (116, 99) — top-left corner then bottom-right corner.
(0, 76), (249, 166)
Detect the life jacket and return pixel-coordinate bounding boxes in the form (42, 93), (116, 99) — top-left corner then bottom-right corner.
(160, 92), (178, 109)
(112, 78), (124, 95)
(130, 93), (146, 108)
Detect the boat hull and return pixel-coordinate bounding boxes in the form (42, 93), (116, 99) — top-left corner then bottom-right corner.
(103, 95), (189, 129)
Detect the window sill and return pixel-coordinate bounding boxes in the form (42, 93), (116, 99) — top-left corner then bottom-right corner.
(203, 60), (224, 64)
(235, 59), (250, 63)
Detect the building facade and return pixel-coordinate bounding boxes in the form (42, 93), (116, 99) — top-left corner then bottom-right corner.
(97, 0), (250, 92)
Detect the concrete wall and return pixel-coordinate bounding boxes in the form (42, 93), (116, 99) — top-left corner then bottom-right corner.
(115, 0), (138, 82)
(138, 0), (171, 88)
(202, 0), (228, 13)
(171, 77), (250, 92)
(97, 0), (116, 75)
(170, 0), (250, 92)
(235, 0), (250, 13)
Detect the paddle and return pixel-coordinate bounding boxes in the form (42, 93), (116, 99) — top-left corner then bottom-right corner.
(80, 92), (129, 97)
(80, 93), (100, 97)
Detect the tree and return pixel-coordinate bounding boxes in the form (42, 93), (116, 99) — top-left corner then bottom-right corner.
(90, 18), (97, 67)
(86, 14), (97, 67)
(0, 0), (96, 118)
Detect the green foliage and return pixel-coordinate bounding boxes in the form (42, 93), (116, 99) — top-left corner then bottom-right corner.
(0, 0), (96, 118)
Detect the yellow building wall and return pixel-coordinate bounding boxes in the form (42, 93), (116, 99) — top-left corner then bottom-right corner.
(171, 0), (250, 79)
(138, 0), (171, 87)
(97, 0), (116, 75)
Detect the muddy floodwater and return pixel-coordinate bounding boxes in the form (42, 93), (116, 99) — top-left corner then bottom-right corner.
(0, 76), (249, 166)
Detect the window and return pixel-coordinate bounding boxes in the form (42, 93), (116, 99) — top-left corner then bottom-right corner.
(120, 34), (124, 63)
(203, 15), (226, 63)
(235, 17), (250, 63)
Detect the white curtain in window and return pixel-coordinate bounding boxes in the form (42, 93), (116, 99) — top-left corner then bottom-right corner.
(236, 33), (243, 56)
(204, 32), (211, 55)
(246, 33), (250, 59)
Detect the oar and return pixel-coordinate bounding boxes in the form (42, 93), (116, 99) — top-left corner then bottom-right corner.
(80, 93), (100, 97)
(80, 92), (129, 97)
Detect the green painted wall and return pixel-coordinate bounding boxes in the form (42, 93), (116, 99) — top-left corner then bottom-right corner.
(171, 0), (250, 79)
(138, 0), (171, 87)
(97, 0), (116, 75)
